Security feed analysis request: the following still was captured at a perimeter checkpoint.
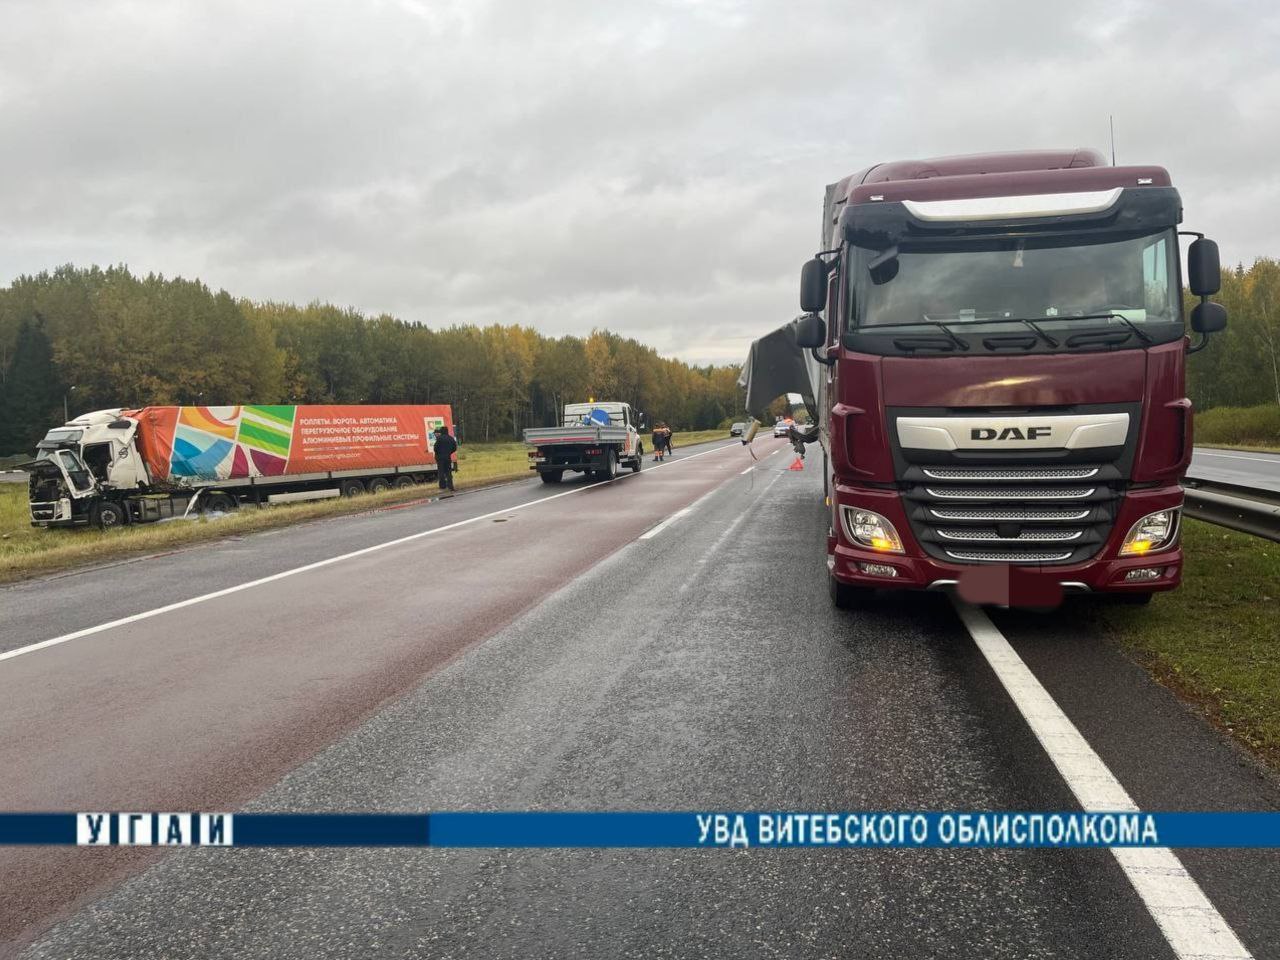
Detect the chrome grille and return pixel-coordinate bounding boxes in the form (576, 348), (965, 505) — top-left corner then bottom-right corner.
(922, 465), (1100, 481)
(943, 548), (1076, 563)
(904, 463), (1117, 566)
(937, 528), (1083, 542)
(925, 486), (1096, 501)
(928, 506), (1091, 522)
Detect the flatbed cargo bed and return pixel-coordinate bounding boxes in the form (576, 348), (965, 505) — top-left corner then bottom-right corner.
(523, 425), (630, 446)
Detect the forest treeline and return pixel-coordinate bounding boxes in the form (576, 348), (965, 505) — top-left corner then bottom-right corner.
(1185, 258), (1280, 410)
(0, 265), (746, 453)
(1, 259), (1277, 455)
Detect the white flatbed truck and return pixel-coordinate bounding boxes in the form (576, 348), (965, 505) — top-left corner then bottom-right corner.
(523, 402), (645, 483)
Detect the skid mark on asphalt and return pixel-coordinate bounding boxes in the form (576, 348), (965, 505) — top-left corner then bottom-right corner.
(1, 442), (745, 667)
(954, 601), (1253, 960)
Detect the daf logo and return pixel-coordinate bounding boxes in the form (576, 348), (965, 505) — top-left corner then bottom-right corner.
(970, 426), (1052, 441)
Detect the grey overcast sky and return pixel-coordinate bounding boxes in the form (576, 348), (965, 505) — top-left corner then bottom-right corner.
(1, 0), (1277, 364)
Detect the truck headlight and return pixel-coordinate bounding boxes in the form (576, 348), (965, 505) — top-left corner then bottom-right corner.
(1119, 509), (1179, 556)
(842, 507), (905, 553)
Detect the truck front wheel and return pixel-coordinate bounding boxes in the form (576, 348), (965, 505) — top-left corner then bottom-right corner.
(91, 501), (127, 530)
(830, 573), (875, 610)
(540, 470), (564, 484)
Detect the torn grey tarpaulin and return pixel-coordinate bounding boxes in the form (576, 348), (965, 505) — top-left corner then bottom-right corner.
(738, 316), (823, 422)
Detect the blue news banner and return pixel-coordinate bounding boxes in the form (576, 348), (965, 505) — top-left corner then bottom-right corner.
(1, 812), (1279, 849)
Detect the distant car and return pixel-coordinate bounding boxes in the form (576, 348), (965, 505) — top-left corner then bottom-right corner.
(729, 422), (746, 437)
(773, 419), (792, 438)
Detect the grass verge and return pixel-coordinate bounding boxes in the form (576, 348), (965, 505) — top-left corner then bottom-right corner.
(1194, 404), (1280, 449)
(0, 442), (536, 584)
(1081, 518), (1280, 768)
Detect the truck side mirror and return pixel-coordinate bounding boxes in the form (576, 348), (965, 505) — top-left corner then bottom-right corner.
(1191, 301), (1227, 334)
(794, 313), (827, 349)
(1187, 238), (1221, 296)
(800, 257), (828, 313)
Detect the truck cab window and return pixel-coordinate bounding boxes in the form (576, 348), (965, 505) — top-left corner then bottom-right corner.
(1142, 235), (1171, 317)
(56, 450), (94, 493)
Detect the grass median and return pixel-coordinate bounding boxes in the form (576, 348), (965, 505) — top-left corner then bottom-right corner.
(0, 442), (535, 584)
(1082, 518), (1280, 768)
(0, 434), (737, 584)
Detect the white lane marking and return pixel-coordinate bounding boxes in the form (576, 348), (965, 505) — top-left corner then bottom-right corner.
(1194, 451), (1278, 464)
(740, 465), (755, 475)
(953, 602), (1252, 960)
(639, 507), (693, 540)
(1, 442), (742, 666)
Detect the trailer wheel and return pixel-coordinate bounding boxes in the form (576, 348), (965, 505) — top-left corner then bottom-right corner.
(340, 478), (366, 497)
(392, 476), (414, 489)
(91, 501), (127, 530)
(540, 470), (564, 484)
(204, 492), (237, 514)
(367, 477), (391, 495)
(830, 573), (874, 610)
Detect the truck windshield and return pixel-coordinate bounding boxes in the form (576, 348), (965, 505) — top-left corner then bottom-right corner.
(853, 229), (1179, 331)
(36, 428), (84, 447)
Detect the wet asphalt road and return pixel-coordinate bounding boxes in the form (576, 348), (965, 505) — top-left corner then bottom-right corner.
(3, 437), (1279, 958)
(1188, 448), (1280, 494)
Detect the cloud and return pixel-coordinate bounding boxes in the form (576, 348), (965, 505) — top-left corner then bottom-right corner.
(1, 0), (1276, 363)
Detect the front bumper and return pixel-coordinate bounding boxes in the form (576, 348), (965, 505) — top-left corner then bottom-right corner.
(30, 498), (75, 527)
(828, 482), (1183, 600)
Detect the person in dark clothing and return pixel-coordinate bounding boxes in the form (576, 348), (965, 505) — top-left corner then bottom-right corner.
(433, 425), (457, 492)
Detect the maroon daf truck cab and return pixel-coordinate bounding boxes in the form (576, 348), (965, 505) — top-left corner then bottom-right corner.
(790, 149), (1227, 609)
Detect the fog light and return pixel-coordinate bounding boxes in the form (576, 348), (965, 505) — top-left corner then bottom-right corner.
(1124, 568), (1162, 582)
(859, 562), (899, 578)
(1119, 509), (1179, 557)
(841, 507), (905, 553)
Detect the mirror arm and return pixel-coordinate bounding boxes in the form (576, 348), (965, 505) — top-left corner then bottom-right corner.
(811, 345), (836, 367)
(1186, 331), (1210, 354)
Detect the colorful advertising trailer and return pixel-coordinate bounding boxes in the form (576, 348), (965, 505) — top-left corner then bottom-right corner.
(27, 404), (454, 528)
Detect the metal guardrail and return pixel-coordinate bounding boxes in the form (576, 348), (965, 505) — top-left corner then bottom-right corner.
(1182, 478), (1280, 542)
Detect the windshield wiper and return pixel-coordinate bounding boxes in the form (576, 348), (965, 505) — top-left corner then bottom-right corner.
(966, 316), (1060, 348)
(1069, 313), (1153, 344)
(857, 320), (969, 351)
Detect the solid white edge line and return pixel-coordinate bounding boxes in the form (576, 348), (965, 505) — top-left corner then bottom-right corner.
(2, 441), (744, 666)
(638, 507), (692, 540)
(638, 479), (731, 541)
(952, 600), (1252, 960)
